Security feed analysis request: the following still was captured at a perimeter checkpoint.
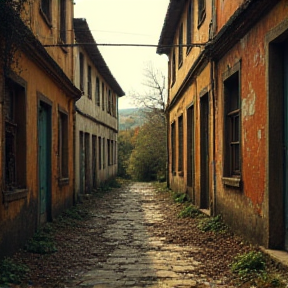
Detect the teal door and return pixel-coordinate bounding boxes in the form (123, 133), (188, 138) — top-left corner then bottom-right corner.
(38, 102), (51, 224)
(284, 40), (288, 250)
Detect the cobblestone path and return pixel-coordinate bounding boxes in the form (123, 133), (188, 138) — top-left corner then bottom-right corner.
(66, 182), (233, 288)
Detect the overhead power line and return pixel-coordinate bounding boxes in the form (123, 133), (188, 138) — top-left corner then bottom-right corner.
(43, 43), (207, 48)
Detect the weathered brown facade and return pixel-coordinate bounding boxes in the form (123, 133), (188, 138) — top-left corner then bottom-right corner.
(73, 19), (125, 199)
(158, 0), (288, 250)
(0, 1), (81, 257)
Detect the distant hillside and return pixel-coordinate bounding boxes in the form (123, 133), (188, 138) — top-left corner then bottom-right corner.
(119, 108), (147, 131)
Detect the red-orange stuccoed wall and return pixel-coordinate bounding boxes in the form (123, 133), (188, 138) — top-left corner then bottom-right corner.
(215, 0), (288, 247)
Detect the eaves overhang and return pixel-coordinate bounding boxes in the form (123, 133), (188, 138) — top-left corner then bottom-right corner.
(73, 18), (125, 97)
(13, 15), (82, 100)
(206, 0), (281, 61)
(157, 0), (186, 55)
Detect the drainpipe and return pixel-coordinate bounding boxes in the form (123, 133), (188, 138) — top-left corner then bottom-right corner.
(166, 108), (170, 188)
(211, 0), (217, 216)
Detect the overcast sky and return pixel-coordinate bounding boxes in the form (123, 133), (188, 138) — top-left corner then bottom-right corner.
(74, 0), (169, 109)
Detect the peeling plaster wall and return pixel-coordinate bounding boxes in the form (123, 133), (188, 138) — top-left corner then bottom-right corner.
(215, 0), (288, 247)
(0, 52), (76, 257)
(216, 0), (245, 33)
(0, 1), (78, 257)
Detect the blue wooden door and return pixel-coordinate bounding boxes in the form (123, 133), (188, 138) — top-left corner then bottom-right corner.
(38, 103), (51, 223)
(284, 41), (288, 250)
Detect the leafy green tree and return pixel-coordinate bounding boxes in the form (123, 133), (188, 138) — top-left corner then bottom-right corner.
(117, 129), (135, 178)
(127, 110), (166, 181)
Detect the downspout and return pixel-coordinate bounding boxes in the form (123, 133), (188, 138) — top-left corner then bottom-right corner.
(211, 0), (217, 216)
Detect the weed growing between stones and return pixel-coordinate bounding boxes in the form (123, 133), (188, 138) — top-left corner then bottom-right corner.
(178, 204), (205, 219)
(198, 214), (227, 232)
(229, 251), (288, 286)
(0, 258), (29, 285)
(172, 192), (188, 203)
(24, 229), (57, 255)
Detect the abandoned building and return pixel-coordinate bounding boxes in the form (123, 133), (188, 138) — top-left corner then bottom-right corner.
(0, 1), (124, 257)
(73, 18), (125, 198)
(157, 0), (288, 251)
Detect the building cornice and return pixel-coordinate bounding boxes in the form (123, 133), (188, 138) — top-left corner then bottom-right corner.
(75, 106), (118, 133)
(206, 0), (280, 60)
(165, 0), (280, 112)
(20, 20), (82, 99)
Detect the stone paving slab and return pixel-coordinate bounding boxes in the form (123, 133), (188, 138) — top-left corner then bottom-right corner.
(65, 182), (234, 288)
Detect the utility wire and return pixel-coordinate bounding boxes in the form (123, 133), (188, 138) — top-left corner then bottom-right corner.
(43, 43), (207, 48)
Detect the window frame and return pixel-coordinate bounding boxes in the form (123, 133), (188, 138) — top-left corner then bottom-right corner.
(178, 23), (183, 69)
(58, 107), (69, 185)
(178, 114), (184, 174)
(171, 50), (176, 87)
(222, 62), (241, 187)
(197, 0), (206, 28)
(102, 82), (105, 111)
(87, 65), (92, 99)
(95, 77), (100, 106)
(59, 0), (67, 44)
(186, 1), (194, 55)
(79, 52), (84, 92)
(40, 0), (52, 27)
(171, 122), (176, 174)
(3, 76), (28, 201)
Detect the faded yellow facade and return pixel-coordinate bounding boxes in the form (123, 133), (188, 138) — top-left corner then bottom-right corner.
(0, 0), (81, 257)
(158, 0), (288, 250)
(160, 0), (214, 212)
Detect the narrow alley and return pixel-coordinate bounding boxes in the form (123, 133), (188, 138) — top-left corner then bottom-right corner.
(10, 181), (288, 288)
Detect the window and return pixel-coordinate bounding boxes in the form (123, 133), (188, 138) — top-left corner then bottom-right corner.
(178, 23), (183, 68)
(224, 67), (241, 178)
(107, 139), (111, 166)
(198, 0), (206, 28)
(40, 0), (51, 24)
(4, 79), (26, 192)
(111, 140), (114, 164)
(102, 82), (105, 111)
(87, 65), (92, 99)
(171, 122), (176, 173)
(171, 50), (176, 87)
(103, 138), (106, 169)
(98, 137), (102, 170)
(108, 89), (111, 114)
(92, 135), (97, 188)
(178, 115), (183, 172)
(59, 0), (66, 43)
(79, 53), (84, 91)
(95, 77), (100, 106)
(58, 110), (69, 180)
(187, 1), (194, 54)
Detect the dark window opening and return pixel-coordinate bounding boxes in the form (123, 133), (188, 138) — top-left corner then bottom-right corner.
(4, 79), (26, 191)
(187, 1), (194, 54)
(40, 0), (51, 24)
(87, 65), (92, 99)
(59, 0), (66, 43)
(198, 0), (206, 28)
(79, 53), (84, 91)
(58, 110), (69, 179)
(178, 115), (183, 172)
(98, 137), (102, 170)
(96, 77), (100, 106)
(171, 122), (176, 173)
(92, 135), (97, 188)
(224, 71), (241, 177)
(171, 51), (176, 87)
(102, 82), (105, 111)
(178, 23), (183, 68)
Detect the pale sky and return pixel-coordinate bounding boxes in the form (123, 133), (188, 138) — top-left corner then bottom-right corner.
(74, 0), (169, 109)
